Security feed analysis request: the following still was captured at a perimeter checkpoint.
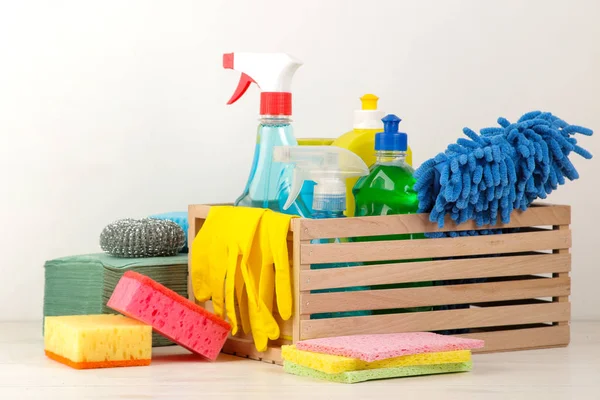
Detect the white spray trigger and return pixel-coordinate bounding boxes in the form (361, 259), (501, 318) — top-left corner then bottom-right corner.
(273, 146), (369, 212)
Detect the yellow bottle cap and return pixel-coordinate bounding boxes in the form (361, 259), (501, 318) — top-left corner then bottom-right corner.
(360, 94), (379, 110)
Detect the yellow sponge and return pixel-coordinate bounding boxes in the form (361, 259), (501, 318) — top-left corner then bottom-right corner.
(44, 314), (152, 369)
(281, 345), (471, 374)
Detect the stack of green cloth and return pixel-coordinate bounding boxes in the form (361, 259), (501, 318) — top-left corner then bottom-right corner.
(44, 253), (188, 347)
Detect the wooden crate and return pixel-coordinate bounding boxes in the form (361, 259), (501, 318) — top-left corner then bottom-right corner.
(188, 203), (571, 364)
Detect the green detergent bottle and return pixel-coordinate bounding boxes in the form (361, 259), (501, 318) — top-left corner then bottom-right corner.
(353, 114), (432, 314)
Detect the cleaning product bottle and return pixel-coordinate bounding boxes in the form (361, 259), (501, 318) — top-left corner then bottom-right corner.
(297, 138), (334, 146)
(223, 52), (312, 217)
(331, 94), (413, 217)
(353, 114), (431, 313)
(273, 145), (371, 319)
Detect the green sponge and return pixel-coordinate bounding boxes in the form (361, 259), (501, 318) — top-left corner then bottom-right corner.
(283, 361), (472, 384)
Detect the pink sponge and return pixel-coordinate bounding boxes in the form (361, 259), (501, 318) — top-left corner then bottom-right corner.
(296, 332), (484, 362)
(108, 271), (231, 361)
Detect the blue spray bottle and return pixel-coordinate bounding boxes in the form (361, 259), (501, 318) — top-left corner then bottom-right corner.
(223, 52), (312, 217)
(273, 145), (371, 319)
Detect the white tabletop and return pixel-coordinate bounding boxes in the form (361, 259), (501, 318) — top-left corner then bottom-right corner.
(1, 321), (598, 399)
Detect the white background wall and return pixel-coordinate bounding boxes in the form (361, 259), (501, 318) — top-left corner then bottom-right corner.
(1, 0), (598, 321)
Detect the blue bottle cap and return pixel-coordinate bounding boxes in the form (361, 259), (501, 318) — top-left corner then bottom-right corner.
(375, 114), (407, 151)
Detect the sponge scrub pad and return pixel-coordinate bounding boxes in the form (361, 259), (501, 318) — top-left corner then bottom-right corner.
(44, 314), (152, 369)
(295, 332), (484, 362)
(284, 361), (472, 384)
(282, 345), (471, 374)
(108, 271), (231, 361)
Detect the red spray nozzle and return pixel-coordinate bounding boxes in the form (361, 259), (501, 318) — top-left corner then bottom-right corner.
(223, 53), (234, 69)
(226, 73), (255, 105)
(223, 53), (254, 104)
(223, 53), (255, 105)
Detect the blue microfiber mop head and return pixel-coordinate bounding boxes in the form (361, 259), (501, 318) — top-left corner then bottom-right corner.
(414, 111), (593, 231)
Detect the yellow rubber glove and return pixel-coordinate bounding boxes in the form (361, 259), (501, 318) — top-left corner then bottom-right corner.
(252, 211), (277, 350)
(267, 211), (296, 320)
(232, 208), (280, 351)
(235, 266), (251, 335)
(229, 207), (278, 350)
(190, 206), (294, 351)
(190, 206), (245, 335)
(190, 206), (232, 302)
(203, 207), (234, 320)
(240, 252), (280, 351)
(244, 210), (296, 350)
(256, 214), (275, 330)
(225, 244), (241, 335)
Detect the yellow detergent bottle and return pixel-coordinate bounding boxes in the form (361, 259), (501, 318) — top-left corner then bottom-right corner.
(332, 94), (413, 216)
(297, 138), (334, 146)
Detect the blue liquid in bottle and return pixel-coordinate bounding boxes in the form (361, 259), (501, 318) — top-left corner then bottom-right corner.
(235, 117), (313, 217)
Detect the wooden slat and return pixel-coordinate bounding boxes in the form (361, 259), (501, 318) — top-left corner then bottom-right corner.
(275, 304), (294, 341)
(300, 276), (570, 314)
(299, 204), (571, 240)
(300, 253), (571, 291)
(187, 217), (195, 304)
(188, 204), (212, 220)
(300, 302), (570, 340)
(221, 339), (283, 365)
(553, 225), (570, 326)
(187, 205), (204, 304)
(292, 219), (309, 343)
(458, 325), (570, 353)
(187, 205), (211, 304)
(301, 229), (571, 264)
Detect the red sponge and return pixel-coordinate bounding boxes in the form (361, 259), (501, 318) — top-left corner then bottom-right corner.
(107, 271), (231, 361)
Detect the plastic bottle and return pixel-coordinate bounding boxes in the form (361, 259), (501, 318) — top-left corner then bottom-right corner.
(332, 94), (413, 217)
(353, 114), (431, 314)
(223, 52), (312, 217)
(273, 145), (371, 319)
(297, 138), (334, 146)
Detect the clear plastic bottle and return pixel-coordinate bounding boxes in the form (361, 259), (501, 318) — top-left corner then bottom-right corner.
(236, 116), (312, 217)
(273, 145), (371, 319)
(223, 52), (312, 217)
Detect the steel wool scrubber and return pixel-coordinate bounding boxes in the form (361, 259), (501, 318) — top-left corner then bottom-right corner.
(100, 218), (185, 258)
